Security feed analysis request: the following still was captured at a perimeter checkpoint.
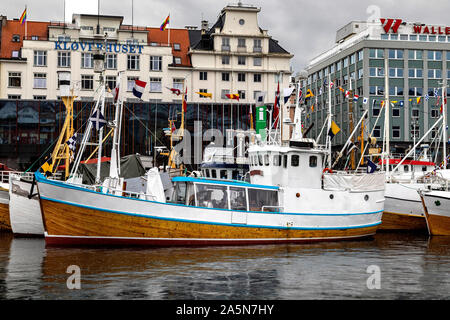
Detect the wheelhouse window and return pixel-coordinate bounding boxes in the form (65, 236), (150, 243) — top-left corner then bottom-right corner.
(291, 154), (300, 167)
(248, 188), (278, 212)
(196, 184), (228, 209)
(309, 156), (317, 167)
(229, 187), (247, 211)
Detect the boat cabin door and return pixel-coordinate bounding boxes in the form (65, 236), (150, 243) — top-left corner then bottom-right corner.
(229, 186), (248, 225)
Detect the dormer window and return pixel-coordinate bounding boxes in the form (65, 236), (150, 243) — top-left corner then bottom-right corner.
(173, 43), (181, 51)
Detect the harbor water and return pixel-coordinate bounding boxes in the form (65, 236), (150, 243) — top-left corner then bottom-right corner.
(0, 232), (449, 300)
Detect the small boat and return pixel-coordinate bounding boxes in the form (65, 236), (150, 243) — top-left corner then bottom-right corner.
(420, 188), (450, 236)
(0, 171), (12, 231)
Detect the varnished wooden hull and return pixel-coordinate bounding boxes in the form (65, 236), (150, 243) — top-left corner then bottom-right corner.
(422, 191), (450, 236)
(381, 183), (427, 232)
(379, 211), (427, 231)
(0, 202), (11, 231)
(40, 199), (379, 246)
(36, 172), (383, 247)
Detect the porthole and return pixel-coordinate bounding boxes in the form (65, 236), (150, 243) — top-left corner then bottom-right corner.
(364, 195), (369, 201)
(239, 19), (245, 25)
(329, 194), (334, 200)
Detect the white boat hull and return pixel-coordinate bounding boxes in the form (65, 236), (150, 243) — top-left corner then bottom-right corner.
(9, 175), (44, 236)
(422, 190), (450, 235)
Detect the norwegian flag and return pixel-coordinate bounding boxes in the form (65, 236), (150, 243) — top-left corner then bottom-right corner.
(273, 82), (280, 129)
(167, 87), (181, 95)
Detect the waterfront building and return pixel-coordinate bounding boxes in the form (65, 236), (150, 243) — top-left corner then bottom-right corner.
(0, 3), (293, 169)
(299, 18), (449, 160)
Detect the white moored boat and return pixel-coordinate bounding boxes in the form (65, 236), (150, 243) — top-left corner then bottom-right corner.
(35, 71), (385, 246)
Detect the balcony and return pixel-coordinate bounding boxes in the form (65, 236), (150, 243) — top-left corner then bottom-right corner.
(253, 46), (262, 53)
(221, 45), (230, 52)
(237, 46), (247, 53)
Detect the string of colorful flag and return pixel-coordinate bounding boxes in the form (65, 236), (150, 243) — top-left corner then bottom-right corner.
(304, 81), (447, 113)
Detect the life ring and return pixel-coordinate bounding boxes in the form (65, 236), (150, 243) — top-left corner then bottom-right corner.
(323, 168), (333, 174)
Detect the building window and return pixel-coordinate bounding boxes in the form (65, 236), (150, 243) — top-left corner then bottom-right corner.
(174, 57), (182, 64)
(369, 67), (384, 77)
(222, 72), (230, 81)
(173, 43), (181, 51)
(431, 109), (439, 118)
(81, 52), (93, 68)
(389, 49), (404, 59)
(33, 50), (47, 66)
(12, 34), (20, 42)
(389, 68), (404, 78)
(33, 73), (47, 89)
(127, 55), (140, 70)
(369, 86), (384, 96)
(369, 48), (384, 58)
(343, 57), (349, 68)
(237, 56), (246, 65)
(358, 68), (364, 79)
(222, 55), (230, 65)
(428, 50), (442, 61)
(408, 50), (423, 60)
(428, 69), (442, 79)
(199, 71), (208, 81)
(33, 95), (46, 100)
(106, 76), (116, 91)
(253, 73), (262, 83)
(412, 109), (420, 118)
(222, 37), (230, 51)
(81, 75), (94, 90)
(357, 50), (364, 61)
(253, 57), (262, 66)
(237, 90), (246, 100)
(253, 39), (262, 52)
(409, 87), (423, 97)
(150, 56), (162, 71)
(237, 73), (246, 82)
(149, 77), (162, 92)
(408, 68), (423, 78)
(373, 126), (381, 138)
(392, 108), (400, 117)
(57, 51), (71, 67)
(392, 126), (401, 139)
(127, 76), (138, 91)
(198, 89), (208, 98)
(237, 38), (246, 48)
(8, 72), (21, 87)
(221, 89), (230, 99)
(389, 86), (404, 96)
(291, 155), (299, 167)
(8, 95), (21, 99)
(173, 78), (184, 91)
(106, 54), (117, 69)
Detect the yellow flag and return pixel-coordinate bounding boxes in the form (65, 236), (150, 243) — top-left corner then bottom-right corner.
(305, 89), (314, 98)
(196, 92), (212, 99)
(41, 161), (53, 173)
(328, 121), (341, 139)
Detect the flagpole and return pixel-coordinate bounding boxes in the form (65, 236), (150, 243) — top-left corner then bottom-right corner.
(442, 80), (447, 169)
(327, 74), (332, 168)
(25, 5), (27, 40)
(168, 14), (170, 46)
(383, 56), (390, 178)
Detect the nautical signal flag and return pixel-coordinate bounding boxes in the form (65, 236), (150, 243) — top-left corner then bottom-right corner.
(196, 91), (212, 99)
(416, 97), (422, 104)
(353, 94), (359, 102)
(363, 97), (369, 105)
(367, 159), (377, 174)
(328, 121), (341, 140)
(132, 80), (147, 99)
(66, 133), (78, 152)
(182, 87), (187, 113)
(160, 14), (170, 31)
(283, 87), (295, 104)
(305, 89), (314, 98)
(40, 160), (53, 175)
(226, 93), (240, 101)
(19, 7), (27, 25)
(90, 110), (107, 131)
(166, 87), (181, 95)
(255, 92), (266, 106)
(109, 81), (120, 103)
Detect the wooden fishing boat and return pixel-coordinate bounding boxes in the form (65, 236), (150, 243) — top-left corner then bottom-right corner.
(0, 183), (11, 231)
(420, 189), (450, 236)
(36, 72), (385, 246)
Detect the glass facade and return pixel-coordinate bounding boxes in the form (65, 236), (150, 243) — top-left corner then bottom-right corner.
(0, 100), (255, 171)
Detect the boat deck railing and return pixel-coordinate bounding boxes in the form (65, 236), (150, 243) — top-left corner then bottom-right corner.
(0, 171), (34, 184)
(66, 180), (158, 201)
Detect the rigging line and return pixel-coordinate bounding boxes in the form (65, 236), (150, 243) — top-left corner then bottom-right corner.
(123, 104), (167, 147)
(23, 100), (94, 173)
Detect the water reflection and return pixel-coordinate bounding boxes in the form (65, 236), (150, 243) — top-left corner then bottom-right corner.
(0, 233), (449, 299)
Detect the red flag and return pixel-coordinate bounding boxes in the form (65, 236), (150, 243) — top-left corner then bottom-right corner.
(182, 87), (187, 113)
(273, 82), (280, 128)
(171, 121), (176, 133)
(225, 93), (239, 101)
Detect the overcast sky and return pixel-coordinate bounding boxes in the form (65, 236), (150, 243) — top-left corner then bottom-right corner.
(3, 0), (449, 72)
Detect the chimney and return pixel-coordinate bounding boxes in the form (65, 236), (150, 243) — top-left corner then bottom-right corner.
(201, 20), (208, 34)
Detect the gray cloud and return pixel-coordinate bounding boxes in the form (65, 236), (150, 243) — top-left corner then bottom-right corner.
(3, 0), (449, 72)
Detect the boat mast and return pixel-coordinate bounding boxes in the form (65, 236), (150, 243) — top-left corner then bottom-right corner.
(95, 36), (107, 184)
(327, 73), (332, 168)
(108, 72), (123, 180)
(441, 80), (448, 169)
(292, 80), (302, 140)
(383, 56), (390, 178)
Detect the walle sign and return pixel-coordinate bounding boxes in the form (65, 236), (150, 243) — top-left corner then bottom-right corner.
(380, 18), (450, 35)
